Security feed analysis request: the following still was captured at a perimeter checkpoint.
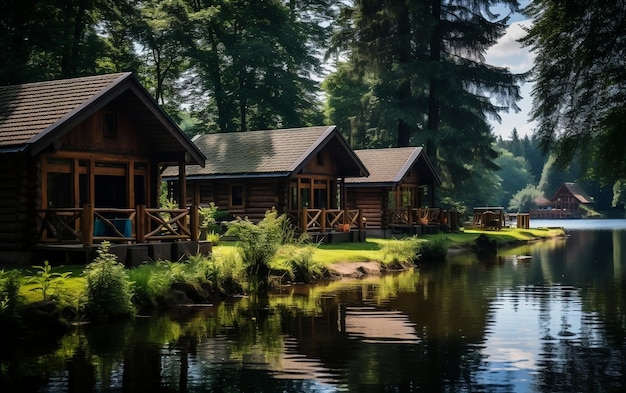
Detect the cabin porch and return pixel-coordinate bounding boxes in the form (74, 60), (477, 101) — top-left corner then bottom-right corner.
(287, 207), (367, 243)
(386, 207), (459, 235)
(35, 204), (211, 265)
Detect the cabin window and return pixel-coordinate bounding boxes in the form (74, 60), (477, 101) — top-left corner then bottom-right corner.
(103, 111), (117, 139)
(387, 186), (416, 209)
(230, 185), (244, 208)
(47, 172), (73, 208)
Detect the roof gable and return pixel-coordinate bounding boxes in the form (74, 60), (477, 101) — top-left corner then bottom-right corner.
(553, 182), (594, 204)
(0, 73), (205, 165)
(173, 126), (368, 179)
(344, 147), (441, 186)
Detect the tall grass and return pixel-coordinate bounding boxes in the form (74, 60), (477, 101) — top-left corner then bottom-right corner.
(225, 209), (307, 292)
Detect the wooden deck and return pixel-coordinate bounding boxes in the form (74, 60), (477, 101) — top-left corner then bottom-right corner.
(35, 241), (212, 266)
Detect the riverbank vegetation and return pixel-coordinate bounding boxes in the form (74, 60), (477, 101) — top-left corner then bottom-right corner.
(0, 211), (564, 333)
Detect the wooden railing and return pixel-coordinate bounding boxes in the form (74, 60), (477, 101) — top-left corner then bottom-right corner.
(299, 208), (363, 233)
(388, 207), (442, 227)
(37, 204), (199, 246)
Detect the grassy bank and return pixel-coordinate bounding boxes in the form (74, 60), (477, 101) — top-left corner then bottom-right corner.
(1, 226), (564, 330)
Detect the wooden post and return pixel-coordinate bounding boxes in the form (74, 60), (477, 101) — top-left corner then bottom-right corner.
(178, 162), (187, 209)
(190, 204), (199, 241)
(358, 209), (363, 230)
(82, 204), (94, 246)
(407, 206), (413, 227)
(301, 207), (308, 233)
(321, 209), (326, 232)
(136, 205), (146, 243)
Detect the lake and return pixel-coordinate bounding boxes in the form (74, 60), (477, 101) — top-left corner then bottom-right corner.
(1, 219), (626, 392)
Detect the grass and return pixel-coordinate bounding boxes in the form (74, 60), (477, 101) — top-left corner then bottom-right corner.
(401, 227), (566, 250)
(7, 226), (564, 310)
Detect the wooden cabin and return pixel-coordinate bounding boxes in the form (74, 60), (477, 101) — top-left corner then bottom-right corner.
(163, 126), (369, 240)
(0, 73), (206, 265)
(531, 182), (593, 218)
(344, 147), (446, 236)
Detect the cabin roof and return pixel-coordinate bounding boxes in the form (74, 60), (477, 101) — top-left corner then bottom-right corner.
(0, 72), (205, 165)
(553, 182), (594, 204)
(164, 125), (369, 179)
(344, 146), (441, 186)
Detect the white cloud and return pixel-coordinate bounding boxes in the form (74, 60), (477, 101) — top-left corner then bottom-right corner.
(486, 20), (537, 140)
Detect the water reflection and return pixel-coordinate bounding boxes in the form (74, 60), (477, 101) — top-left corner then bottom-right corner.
(1, 228), (626, 392)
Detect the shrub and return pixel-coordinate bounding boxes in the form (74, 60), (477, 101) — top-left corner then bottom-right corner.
(83, 242), (135, 321)
(199, 202), (229, 233)
(225, 209), (306, 292)
(419, 236), (448, 262)
(0, 269), (22, 323)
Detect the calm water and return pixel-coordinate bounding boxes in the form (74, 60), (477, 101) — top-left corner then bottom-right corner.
(2, 220), (626, 392)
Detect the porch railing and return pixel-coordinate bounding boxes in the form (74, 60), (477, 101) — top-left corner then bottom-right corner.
(36, 204), (199, 246)
(388, 207), (442, 226)
(299, 208), (363, 233)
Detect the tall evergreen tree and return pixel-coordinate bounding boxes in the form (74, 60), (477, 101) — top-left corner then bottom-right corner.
(326, 0), (524, 207)
(522, 0), (626, 183)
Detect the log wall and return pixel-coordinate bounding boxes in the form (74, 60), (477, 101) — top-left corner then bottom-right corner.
(190, 178), (289, 223)
(0, 153), (39, 253)
(347, 187), (385, 229)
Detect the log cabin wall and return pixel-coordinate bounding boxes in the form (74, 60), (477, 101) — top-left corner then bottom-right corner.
(0, 153), (39, 258)
(186, 178), (289, 223)
(347, 187), (385, 229)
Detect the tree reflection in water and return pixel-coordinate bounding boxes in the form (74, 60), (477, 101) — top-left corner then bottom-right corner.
(1, 227), (625, 392)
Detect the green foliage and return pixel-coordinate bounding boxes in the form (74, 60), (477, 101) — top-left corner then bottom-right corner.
(508, 185), (544, 213)
(225, 209), (297, 275)
(225, 209), (307, 293)
(27, 261), (71, 301)
(199, 202), (228, 233)
(83, 242), (135, 321)
(418, 236), (448, 263)
(0, 269), (22, 320)
(274, 244), (324, 284)
(522, 0), (626, 185)
(494, 148), (535, 207)
(327, 0), (522, 210)
(382, 237), (422, 266)
(128, 263), (174, 312)
(206, 231), (221, 245)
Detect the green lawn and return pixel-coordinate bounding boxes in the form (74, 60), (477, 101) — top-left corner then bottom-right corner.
(9, 226), (564, 306)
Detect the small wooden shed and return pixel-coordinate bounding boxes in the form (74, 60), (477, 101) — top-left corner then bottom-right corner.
(163, 126), (370, 235)
(0, 73), (206, 264)
(344, 147), (443, 235)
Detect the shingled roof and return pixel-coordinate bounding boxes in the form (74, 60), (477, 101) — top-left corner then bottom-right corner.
(165, 125), (368, 179)
(0, 73), (205, 165)
(344, 147), (440, 186)
(554, 182), (594, 204)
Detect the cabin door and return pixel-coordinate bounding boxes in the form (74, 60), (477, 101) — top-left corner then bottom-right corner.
(290, 176), (334, 210)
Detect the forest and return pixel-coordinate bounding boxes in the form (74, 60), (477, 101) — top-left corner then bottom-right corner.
(1, 0), (624, 216)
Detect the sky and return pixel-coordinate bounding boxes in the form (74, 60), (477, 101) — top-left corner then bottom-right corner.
(485, 4), (536, 140)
